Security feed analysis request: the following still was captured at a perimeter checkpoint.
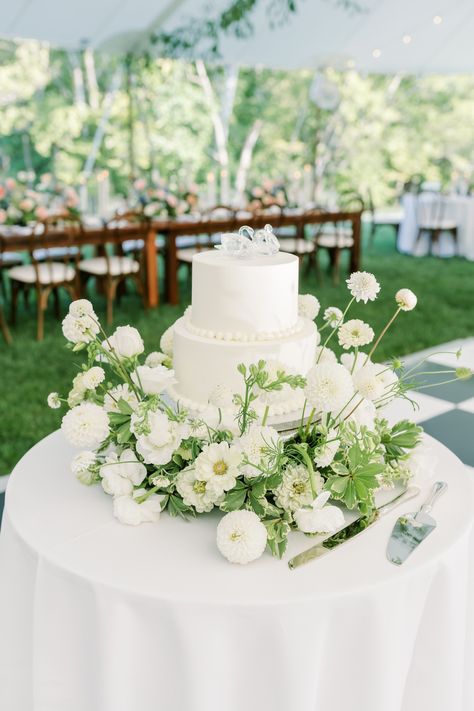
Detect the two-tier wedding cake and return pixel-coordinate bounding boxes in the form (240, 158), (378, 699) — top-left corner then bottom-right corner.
(169, 246), (319, 417)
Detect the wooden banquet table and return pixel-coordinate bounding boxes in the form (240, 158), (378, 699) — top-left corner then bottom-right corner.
(0, 209), (362, 309)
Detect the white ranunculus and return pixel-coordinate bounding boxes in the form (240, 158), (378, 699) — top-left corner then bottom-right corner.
(113, 491), (164, 525)
(47, 392), (61, 409)
(71, 450), (97, 485)
(298, 294), (320, 320)
(396, 288), (417, 311)
(131, 409), (185, 466)
(145, 351), (168, 367)
(236, 425), (281, 478)
(61, 402), (110, 448)
(109, 325), (144, 359)
(81, 366), (105, 391)
(69, 299), (95, 318)
(216, 510), (268, 564)
(305, 362), (354, 413)
(62, 313), (99, 344)
(160, 325), (174, 357)
(103, 383), (140, 413)
(176, 467), (223, 513)
(294, 491), (345, 534)
(346, 271), (380, 303)
(195, 441), (242, 495)
(131, 364), (176, 395)
(338, 319), (374, 350)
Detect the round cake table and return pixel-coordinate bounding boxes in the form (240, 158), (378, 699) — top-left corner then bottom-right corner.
(1, 431), (473, 711)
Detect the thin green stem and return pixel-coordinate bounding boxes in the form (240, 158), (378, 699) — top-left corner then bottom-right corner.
(316, 297), (354, 363)
(366, 308), (401, 362)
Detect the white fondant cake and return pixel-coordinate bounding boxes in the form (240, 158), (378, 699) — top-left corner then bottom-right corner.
(170, 248), (318, 415)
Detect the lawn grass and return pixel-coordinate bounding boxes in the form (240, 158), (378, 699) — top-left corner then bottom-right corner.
(0, 227), (473, 473)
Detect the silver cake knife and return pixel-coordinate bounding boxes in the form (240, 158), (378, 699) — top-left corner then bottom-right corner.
(288, 485), (420, 570)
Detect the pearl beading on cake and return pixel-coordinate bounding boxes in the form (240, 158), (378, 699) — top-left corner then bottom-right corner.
(184, 307), (304, 342)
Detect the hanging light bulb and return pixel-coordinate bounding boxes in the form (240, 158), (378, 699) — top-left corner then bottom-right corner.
(402, 34), (412, 44)
(372, 48), (381, 58)
(433, 15), (442, 24)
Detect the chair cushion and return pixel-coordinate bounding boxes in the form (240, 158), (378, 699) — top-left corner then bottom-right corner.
(78, 256), (139, 276)
(418, 221), (457, 231)
(0, 252), (24, 266)
(33, 247), (79, 260)
(279, 238), (315, 254)
(8, 262), (76, 284)
(122, 239), (144, 252)
(316, 234), (354, 249)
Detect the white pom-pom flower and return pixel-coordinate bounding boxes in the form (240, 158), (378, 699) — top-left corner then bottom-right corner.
(61, 402), (110, 448)
(195, 441), (242, 495)
(315, 346), (338, 365)
(69, 299), (95, 318)
(81, 366), (105, 391)
(113, 490), (164, 526)
(338, 319), (374, 350)
(108, 325), (144, 359)
(216, 510), (268, 565)
(298, 294), (320, 320)
(62, 313), (99, 344)
(160, 325), (174, 357)
(131, 364), (176, 395)
(294, 491), (345, 534)
(353, 364), (386, 401)
(346, 271), (380, 303)
(323, 306), (344, 328)
(305, 363), (354, 413)
(47, 392), (61, 409)
(340, 351), (370, 374)
(396, 288), (417, 311)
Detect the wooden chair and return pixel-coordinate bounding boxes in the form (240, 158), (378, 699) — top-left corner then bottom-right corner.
(78, 223), (147, 326)
(265, 203), (316, 264)
(6, 221), (79, 341)
(177, 205), (237, 270)
(108, 209), (147, 261)
(33, 211), (82, 261)
(415, 192), (458, 256)
(313, 194), (364, 284)
(366, 190), (403, 249)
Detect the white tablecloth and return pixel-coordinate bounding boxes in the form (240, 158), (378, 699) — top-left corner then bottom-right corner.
(1, 431), (473, 711)
(398, 193), (474, 259)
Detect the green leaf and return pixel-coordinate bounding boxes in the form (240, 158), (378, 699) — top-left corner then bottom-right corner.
(248, 493), (265, 517)
(343, 480), (357, 509)
(117, 398), (134, 415)
(220, 486), (248, 512)
(251, 480), (266, 498)
(116, 421), (132, 444)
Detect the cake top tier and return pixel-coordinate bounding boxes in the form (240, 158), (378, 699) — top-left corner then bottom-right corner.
(190, 249), (299, 338)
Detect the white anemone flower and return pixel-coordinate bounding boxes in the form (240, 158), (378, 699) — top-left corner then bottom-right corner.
(346, 271), (380, 303)
(61, 402), (110, 448)
(338, 319), (374, 350)
(305, 363), (354, 413)
(194, 441), (242, 495)
(396, 288), (417, 311)
(216, 510), (268, 564)
(176, 467), (223, 513)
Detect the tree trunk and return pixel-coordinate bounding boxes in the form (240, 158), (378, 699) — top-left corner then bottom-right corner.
(235, 119), (263, 205)
(83, 47), (100, 111)
(83, 69), (123, 177)
(125, 56), (136, 181)
(69, 52), (87, 111)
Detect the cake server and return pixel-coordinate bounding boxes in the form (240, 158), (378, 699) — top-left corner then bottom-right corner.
(386, 480), (447, 566)
(288, 485), (420, 570)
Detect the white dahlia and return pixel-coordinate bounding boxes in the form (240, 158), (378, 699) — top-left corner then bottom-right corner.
(81, 366), (105, 391)
(194, 441), (242, 495)
(298, 294), (320, 320)
(131, 364), (176, 395)
(353, 364), (386, 401)
(216, 510), (268, 564)
(323, 306), (344, 328)
(304, 363), (354, 413)
(103, 383), (140, 413)
(160, 325), (174, 357)
(340, 351), (370, 374)
(176, 467), (223, 513)
(396, 288), (417, 311)
(69, 299), (95, 318)
(236, 424), (281, 478)
(109, 325), (144, 359)
(338, 319), (374, 350)
(346, 271), (380, 303)
(294, 491), (345, 534)
(274, 463), (323, 512)
(61, 402), (110, 448)
(47, 392), (61, 409)
(131, 409), (185, 466)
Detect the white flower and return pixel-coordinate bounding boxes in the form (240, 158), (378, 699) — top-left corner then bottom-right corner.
(113, 491), (164, 526)
(81, 366), (105, 391)
(373, 364), (399, 403)
(195, 441), (242, 494)
(103, 383), (140, 413)
(304, 363), (354, 413)
(313, 429), (340, 468)
(323, 306), (344, 327)
(151, 475), (171, 488)
(160, 325), (174, 357)
(176, 467), (223, 513)
(275, 464), (323, 512)
(338, 397), (376, 430)
(396, 288), (417, 311)
(294, 491), (344, 534)
(69, 299), (95, 318)
(47, 392), (61, 409)
(131, 364), (176, 395)
(209, 383), (236, 409)
(216, 510), (268, 564)
(100, 448), (147, 496)
(298, 294), (320, 320)
(71, 450), (97, 485)
(314, 346), (337, 365)
(346, 271), (380, 303)
(340, 351), (370, 373)
(109, 325), (144, 359)
(353, 364), (386, 401)
(62, 313), (99, 344)
(131, 408), (185, 466)
(236, 425), (281, 478)
(254, 360), (303, 408)
(61, 402), (110, 448)
(338, 319), (374, 350)
(145, 351), (168, 367)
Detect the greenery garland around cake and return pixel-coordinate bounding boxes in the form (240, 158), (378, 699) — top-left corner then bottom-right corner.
(48, 272), (472, 564)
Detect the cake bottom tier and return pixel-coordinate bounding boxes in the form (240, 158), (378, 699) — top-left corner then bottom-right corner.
(170, 316), (318, 414)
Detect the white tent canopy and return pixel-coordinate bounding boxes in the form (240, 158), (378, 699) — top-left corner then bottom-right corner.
(1, 0), (474, 73)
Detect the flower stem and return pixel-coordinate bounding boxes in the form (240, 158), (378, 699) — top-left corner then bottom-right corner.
(316, 297), (354, 362)
(262, 405), (270, 427)
(366, 308), (401, 362)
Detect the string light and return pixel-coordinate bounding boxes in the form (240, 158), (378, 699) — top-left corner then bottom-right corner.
(372, 48), (381, 58)
(402, 34), (412, 44)
(433, 15), (442, 24)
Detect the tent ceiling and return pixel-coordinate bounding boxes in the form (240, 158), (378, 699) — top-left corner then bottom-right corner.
(1, 0), (474, 73)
